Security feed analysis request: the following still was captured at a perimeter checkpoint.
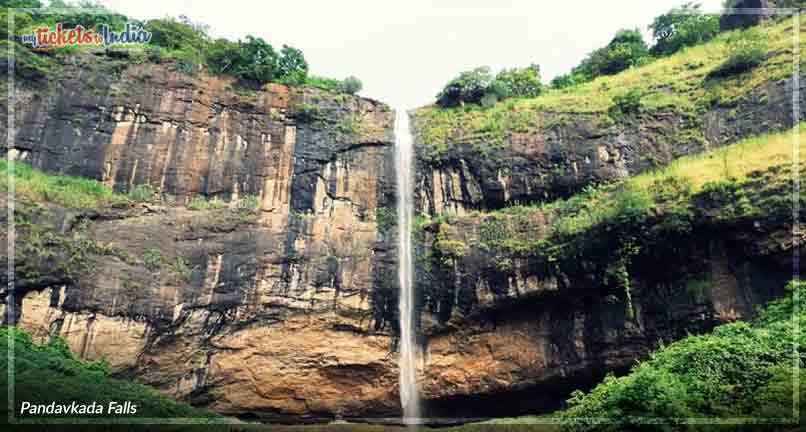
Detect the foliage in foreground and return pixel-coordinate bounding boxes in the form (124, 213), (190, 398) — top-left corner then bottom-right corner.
(0, 326), (223, 422)
(558, 280), (804, 431)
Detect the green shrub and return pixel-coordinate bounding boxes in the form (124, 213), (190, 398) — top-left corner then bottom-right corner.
(145, 45), (164, 63)
(185, 195), (225, 210)
(145, 16), (208, 52)
(573, 29), (650, 81)
(710, 28), (769, 78)
(558, 280), (806, 431)
(293, 102), (323, 123)
(142, 248), (163, 271)
(550, 72), (586, 90)
(492, 64), (543, 99)
(128, 184), (156, 202)
(1, 41), (56, 81)
(436, 66), (494, 107)
(305, 75), (343, 92)
(609, 88), (643, 118)
(436, 64), (542, 107)
(0, 160), (129, 209)
(276, 44), (309, 85)
(168, 256), (194, 282)
(340, 76), (363, 94)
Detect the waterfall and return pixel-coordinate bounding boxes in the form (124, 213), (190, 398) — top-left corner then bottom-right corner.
(395, 109), (421, 424)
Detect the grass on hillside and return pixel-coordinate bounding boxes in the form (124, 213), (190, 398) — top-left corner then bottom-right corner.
(420, 123), (798, 280)
(0, 160), (132, 209)
(414, 15), (804, 163)
(499, 122), (798, 238)
(0, 326), (224, 423)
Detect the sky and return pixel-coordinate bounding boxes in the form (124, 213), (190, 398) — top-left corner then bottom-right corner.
(100, 0), (723, 109)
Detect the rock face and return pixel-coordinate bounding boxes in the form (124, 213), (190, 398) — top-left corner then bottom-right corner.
(0, 52), (802, 423)
(2, 55), (402, 422)
(412, 74), (806, 215)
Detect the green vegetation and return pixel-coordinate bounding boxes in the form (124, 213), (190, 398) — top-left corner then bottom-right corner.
(567, 29), (650, 84)
(340, 76), (363, 95)
(0, 160), (130, 209)
(128, 184), (156, 202)
(710, 27), (769, 78)
(426, 124), (798, 295)
(436, 64), (543, 108)
(0, 326), (222, 422)
(185, 195), (226, 211)
(649, 2), (720, 56)
(142, 248), (163, 271)
(1, 40), (58, 80)
(415, 16), (801, 164)
(560, 280), (804, 430)
(4, 0), (360, 92)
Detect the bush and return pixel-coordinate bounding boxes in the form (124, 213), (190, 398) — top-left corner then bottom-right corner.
(650, 2), (720, 56)
(493, 64), (542, 98)
(145, 16), (208, 52)
(305, 75), (343, 92)
(436, 64), (542, 107)
(340, 75), (363, 94)
(609, 88), (643, 118)
(710, 28), (768, 78)
(559, 280), (806, 431)
(205, 38), (242, 75)
(550, 72), (586, 90)
(436, 66), (494, 107)
(142, 248), (163, 271)
(186, 195), (225, 210)
(574, 29), (650, 80)
(128, 184), (155, 202)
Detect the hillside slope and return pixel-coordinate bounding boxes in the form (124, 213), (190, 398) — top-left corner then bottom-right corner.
(412, 16), (805, 213)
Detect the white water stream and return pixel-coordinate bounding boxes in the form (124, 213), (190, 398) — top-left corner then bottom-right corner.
(395, 109), (421, 424)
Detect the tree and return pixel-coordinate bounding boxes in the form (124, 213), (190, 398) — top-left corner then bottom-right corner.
(436, 66), (494, 107)
(205, 38), (242, 75)
(650, 2), (719, 56)
(235, 35), (278, 84)
(145, 16), (208, 52)
(340, 76), (362, 94)
(493, 64), (542, 98)
(277, 44), (308, 85)
(574, 29), (649, 79)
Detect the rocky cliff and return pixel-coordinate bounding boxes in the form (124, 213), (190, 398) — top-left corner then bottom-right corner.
(1, 23), (804, 423)
(2, 54), (403, 422)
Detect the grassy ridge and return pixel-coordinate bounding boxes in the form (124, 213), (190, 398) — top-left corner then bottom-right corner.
(414, 16), (804, 163)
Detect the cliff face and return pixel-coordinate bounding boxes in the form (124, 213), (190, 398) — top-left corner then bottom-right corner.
(1, 48), (803, 423)
(2, 55), (402, 421)
(412, 74), (804, 215)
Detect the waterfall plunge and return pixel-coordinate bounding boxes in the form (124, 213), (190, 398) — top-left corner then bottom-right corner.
(395, 109), (421, 424)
